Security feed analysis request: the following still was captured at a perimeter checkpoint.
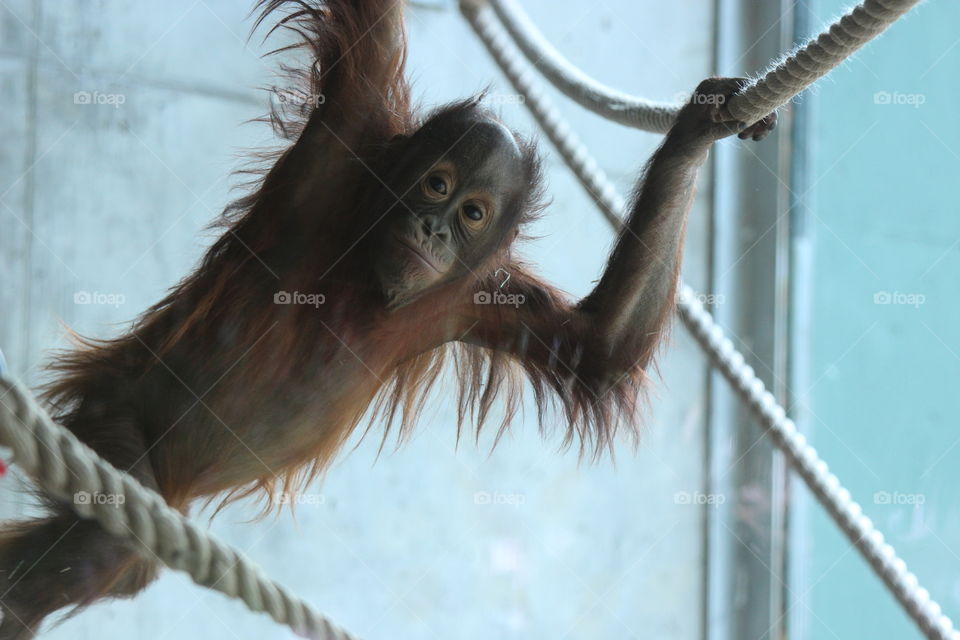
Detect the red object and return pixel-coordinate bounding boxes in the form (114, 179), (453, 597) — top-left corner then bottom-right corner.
(0, 458), (7, 477)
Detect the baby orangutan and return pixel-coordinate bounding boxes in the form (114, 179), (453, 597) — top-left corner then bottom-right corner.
(0, 0), (775, 636)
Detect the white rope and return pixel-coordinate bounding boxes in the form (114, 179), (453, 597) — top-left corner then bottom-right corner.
(481, 0), (922, 131)
(484, 0), (680, 132)
(460, 4), (958, 639)
(0, 376), (357, 640)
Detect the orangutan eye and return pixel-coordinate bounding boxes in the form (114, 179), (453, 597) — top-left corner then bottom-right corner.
(460, 201), (489, 230)
(463, 204), (483, 221)
(427, 174), (448, 196)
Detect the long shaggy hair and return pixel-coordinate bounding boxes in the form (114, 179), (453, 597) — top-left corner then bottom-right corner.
(0, 4), (661, 635)
(41, 0), (650, 520)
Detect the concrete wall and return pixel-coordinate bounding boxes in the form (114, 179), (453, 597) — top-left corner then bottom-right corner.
(0, 1), (714, 638)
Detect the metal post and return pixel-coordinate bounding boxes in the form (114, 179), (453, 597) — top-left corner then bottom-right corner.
(705, 1), (798, 639)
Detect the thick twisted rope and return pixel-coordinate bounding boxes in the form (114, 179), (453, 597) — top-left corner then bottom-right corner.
(0, 376), (357, 640)
(485, 0), (680, 132)
(460, 3), (959, 639)
(481, 0), (922, 131)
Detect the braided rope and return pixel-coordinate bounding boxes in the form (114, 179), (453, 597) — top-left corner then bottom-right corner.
(679, 291), (958, 640)
(481, 0), (922, 131)
(0, 376), (357, 640)
(486, 0), (680, 132)
(460, 3), (958, 639)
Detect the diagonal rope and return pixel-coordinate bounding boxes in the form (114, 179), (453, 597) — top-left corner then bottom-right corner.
(460, 3), (958, 639)
(0, 375), (357, 640)
(480, 0), (922, 131)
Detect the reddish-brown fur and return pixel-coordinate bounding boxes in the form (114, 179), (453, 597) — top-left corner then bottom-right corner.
(0, 2), (644, 636)
(0, 1), (780, 635)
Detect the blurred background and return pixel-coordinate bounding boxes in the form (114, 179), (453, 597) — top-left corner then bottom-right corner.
(0, 0), (957, 638)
